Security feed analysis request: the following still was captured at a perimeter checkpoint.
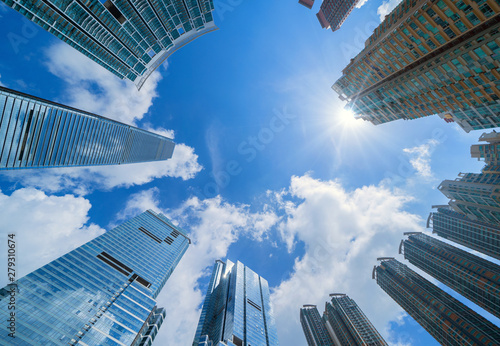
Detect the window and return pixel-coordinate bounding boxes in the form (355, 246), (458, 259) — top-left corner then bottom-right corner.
(103, 0), (126, 24)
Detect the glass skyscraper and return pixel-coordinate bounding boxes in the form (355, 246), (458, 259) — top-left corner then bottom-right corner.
(0, 209), (190, 345)
(1, 0), (216, 89)
(332, 0), (500, 132)
(324, 294), (387, 346)
(401, 233), (500, 319)
(0, 86), (175, 169)
(300, 305), (334, 346)
(316, 0), (361, 32)
(374, 258), (500, 345)
(429, 207), (500, 260)
(193, 260), (279, 346)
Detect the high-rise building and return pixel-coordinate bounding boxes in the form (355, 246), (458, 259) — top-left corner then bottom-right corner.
(428, 207), (500, 260)
(471, 131), (500, 165)
(401, 233), (500, 319)
(374, 258), (500, 345)
(324, 294), (388, 346)
(332, 0), (500, 132)
(316, 0), (360, 32)
(300, 305), (334, 346)
(298, 0), (315, 10)
(193, 260), (279, 346)
(0, 86), (175, 169)
(1, 0), (216, 89)
(0, 209), (190, 345)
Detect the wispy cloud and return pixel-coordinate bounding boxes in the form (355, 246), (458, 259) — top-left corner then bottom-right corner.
(403, 139), (439, 179)
(356, 0), (370, 9)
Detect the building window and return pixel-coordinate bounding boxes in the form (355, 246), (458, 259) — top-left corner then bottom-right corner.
(103, 1), (126, 24)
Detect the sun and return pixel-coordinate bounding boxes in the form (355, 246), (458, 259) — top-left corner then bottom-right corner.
(336, 107), (363, 128)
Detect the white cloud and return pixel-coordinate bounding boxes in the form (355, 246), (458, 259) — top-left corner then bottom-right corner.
(0, 188), (104, 288)
(44, 43), (161, 125)
(117, 191), (278, 345)
(356, 0), (370, 9)
(1, 143), (202, 194)
(403, 139), (439, 179)
(270, 174), (424, 344)
(377, 0), (402, 22)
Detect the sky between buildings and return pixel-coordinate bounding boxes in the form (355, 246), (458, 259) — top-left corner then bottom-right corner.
(0, 0), (498, 345)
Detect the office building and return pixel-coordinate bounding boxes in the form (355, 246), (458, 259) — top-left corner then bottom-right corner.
(300, 305), (334, 346)
(429, 207), (500, 260)
(401, 233), (500, 319)
(0, 209), (190, 345)
(317, 0), (361, 32)
(332, 0), (500, 132)
(0, 86), (175, 169)
(1, 0), (216, 89)
(193, 260), (279, 346)
(374, 258), (500, 345)
(324, 294), (387, 346)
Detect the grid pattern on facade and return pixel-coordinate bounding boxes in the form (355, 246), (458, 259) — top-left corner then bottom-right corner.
(0, 210), (190, 345)
(300, 306), (334, 346)
(332, 0), (500, 132)
(403, 233), (500, 319)
(193, 260), (279, 346)
(0, 86), (174, 169)
(375, 259), (500, 345)
(430, 207), (500, 260)
(317, 0), (360, 32)
(1, 0), (216, 88)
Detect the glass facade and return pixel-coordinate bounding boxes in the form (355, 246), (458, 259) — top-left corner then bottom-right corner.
(332, 0), (500, 132)
(1, 0), (216, 89)
(0, 209), (190, 345)
(374, 259), (500, 345)
(430, 207), (500, 260)
(193, 260), (279, 346)
(324, 294), (387, 346)
(0, 86), (175, 169)
(300, 305), (334, 346)
(402, 233), (500, 319)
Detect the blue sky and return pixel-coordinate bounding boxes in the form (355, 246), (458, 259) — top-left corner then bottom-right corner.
(0, 0), (498, 345)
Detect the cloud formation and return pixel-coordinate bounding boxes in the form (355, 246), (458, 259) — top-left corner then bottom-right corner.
(377, 0), (402, 22)
(403, 139), (439, 179)
(270, 175), (424, 344)
(0, 188), (104, 287)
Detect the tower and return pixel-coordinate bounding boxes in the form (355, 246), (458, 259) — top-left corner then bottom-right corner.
(1, 0), (216, 89)
(373, 258), (500, 345)
(332, 0), (500, 132)
(300, 305), (334, 346)
(193, 260), (279, 346)
(401, 233), (500, 319)
(0, 86), (175, 169)
(0, 209), (190, 345)
(316, 0), (361, 32)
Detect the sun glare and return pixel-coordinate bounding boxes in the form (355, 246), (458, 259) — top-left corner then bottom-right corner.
(337, 107), (362, 128)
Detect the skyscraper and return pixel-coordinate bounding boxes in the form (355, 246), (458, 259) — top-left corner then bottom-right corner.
(429, 207), (500, 260)
(374, 258), (500, 345)
(193, 260), (279, 346)
(1, 0), (216, 89)
(401, 233), (500, 319)
(324, 294), (387, 346)
(438, 131), (500, 225)
(0, 86), (175, 169)
(298, 0), (315, 10)
(316, 0), (361, 32)
(300, 305), (334, 346)
(0, 209), (190, 345)
(332, 0), (500, 132)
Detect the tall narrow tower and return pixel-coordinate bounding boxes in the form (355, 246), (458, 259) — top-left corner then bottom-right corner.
(1, 0), (216, 89)
(332, 0), (500, 132)
(324, 294), (388, 346)
(374, 258), (500, 345)
(316, 0), (361, 32)
(193, 260), (279, 346)
(300, 305), (334, 346)
(0, 209), (190, 345)
(0, 86), (175, 169)
(401, 233), (500, 319)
